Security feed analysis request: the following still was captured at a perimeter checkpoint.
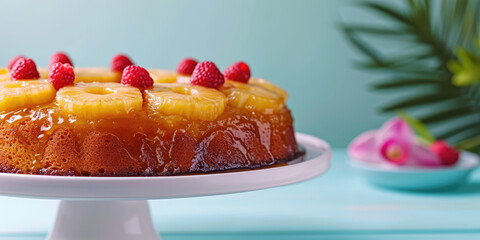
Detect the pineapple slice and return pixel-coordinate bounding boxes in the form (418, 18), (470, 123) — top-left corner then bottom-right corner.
(56, 82), (142, 119)
(249, 77), (289, 101)
(0, 80), (56, 112)
(148, 69), (177, 83)
(144, 83), (226, 121)
(0, 68), (10, 81)
(39, 67), (122, 83)
(38, 67), (49, 79)
(74, 67), (122, 83)
(176, 75), (191, 84)
(221, 80), (284, 114)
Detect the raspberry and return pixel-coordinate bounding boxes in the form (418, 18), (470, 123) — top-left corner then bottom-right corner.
(430, 140), (460, 166)
(190, 61), (225, 89)
(48, 63), (75, 90)
(7, 55), (25, 70)
(223, 61), (251, 83)
(121, 65), (153, 88)
(176, 58), (198, 75)
(49, 52), (73, 68)
(111, 54), (134, 72)
(10, 58), (40, 80)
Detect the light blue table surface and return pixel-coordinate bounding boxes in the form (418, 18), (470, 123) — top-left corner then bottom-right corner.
(1, 149), (480, 239)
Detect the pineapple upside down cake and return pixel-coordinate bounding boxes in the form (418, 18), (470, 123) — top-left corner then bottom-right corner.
(0, 53), (300, 176)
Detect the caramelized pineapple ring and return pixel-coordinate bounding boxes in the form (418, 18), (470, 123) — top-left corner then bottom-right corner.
(144, 83), (226, 121)
(74, 67), (122, 83)
(249, 77), (289, 101)
(56, 82), (142, 119)
(221, 80), (284, 114)
(148, 69), (178, 83)
(0, 80), (56, 112)
(0, 68), (11, 81)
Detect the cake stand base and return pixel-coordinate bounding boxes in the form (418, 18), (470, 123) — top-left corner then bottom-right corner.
(46, 200), (160, 240)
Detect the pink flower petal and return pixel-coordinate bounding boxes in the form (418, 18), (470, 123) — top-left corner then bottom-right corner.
(376, 117), (415, 145)
(408, 144), (442, 167)
(348, 130), (381, 163)
(379, 138), (409, 165)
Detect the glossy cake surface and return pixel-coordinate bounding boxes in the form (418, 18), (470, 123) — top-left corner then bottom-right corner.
(0, 56), (299, 176)
(0, 103), (298, 176)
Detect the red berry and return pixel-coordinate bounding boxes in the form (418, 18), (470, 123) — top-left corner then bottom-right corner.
(49, 52), (73, 69)
(48, 63), (75, 90)
(190, 61), (225, 89)
(176, 58), (198, 75)
(223, 61), (251, 83)
(111, 54), (134, 72)
(430, 140), (460, 166)
(121, 65), (153, 88)
(10, 58), (40, 80)
(8, 55), (25, 70)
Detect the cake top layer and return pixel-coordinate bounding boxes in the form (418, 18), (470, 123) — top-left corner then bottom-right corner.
(1, 53), (289, 121)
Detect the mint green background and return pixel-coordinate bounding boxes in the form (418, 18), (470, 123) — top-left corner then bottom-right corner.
(0, 0), (390, 147)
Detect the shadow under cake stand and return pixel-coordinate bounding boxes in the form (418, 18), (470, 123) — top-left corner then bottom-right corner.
(0, 133), (331, 240)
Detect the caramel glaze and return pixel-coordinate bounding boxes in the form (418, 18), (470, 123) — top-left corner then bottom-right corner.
(0, 102), (299, 176)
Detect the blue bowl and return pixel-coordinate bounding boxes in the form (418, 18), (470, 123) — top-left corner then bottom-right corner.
(349, 151), (480, 191)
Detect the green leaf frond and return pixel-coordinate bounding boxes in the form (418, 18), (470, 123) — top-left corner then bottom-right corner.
(341, 0), (480, 150)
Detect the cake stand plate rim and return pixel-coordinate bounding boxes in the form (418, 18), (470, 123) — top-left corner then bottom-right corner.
(0, 132), (331, 200)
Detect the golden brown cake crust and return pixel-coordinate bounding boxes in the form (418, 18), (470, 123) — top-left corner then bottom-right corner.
(0, 105), (299, 176)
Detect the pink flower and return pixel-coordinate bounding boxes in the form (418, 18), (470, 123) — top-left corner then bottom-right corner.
(380, 138), (409, 165)
(348, 118), (441, 167)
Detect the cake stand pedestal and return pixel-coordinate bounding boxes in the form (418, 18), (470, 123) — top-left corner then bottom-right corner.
(0, 133), (331, 240)
(48, 200), (158, 240)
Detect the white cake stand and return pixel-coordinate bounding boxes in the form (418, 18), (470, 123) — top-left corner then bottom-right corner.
(0, 133), (331, 240)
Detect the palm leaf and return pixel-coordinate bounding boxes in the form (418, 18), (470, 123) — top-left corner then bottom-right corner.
(456, 135), (480, 151)
(398, 110), (436, 143)
(380, 92), (460, 112)
(420, 105), (473, 124)
(371, 78), (444, 90)
(437, 121), (480, 139)
(354, 61), (447, 76)
(343, 28), (383, 64)
(341, 0), (480, 150)
(360, 2), (412, 25)
(341, 25), (410, 36)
